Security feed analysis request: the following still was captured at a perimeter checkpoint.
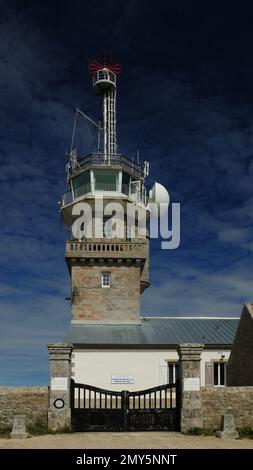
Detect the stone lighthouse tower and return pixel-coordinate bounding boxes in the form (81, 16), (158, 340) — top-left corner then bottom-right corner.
(47, 61), (238, 434)
(61, 61), (150, 325)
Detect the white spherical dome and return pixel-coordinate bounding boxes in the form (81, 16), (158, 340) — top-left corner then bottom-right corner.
(149, 182), (170, 204)
(149, 182), (170, 216)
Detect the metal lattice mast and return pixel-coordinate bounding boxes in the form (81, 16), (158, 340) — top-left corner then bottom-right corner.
(88, 60), (121, 163)
(104, 87), (117, 157)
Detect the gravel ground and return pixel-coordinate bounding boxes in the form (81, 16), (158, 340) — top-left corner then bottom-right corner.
(0, 432), (252, 449)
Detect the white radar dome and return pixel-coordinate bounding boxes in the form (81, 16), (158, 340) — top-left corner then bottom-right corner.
(149, 182), (170, 216)
(149, 182), (170, 204)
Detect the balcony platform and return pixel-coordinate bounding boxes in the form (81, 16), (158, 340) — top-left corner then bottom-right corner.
(66, 239), (148, 260)
(69, 153), (142, 179)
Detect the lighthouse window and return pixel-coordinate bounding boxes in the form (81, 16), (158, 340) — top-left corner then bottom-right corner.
(72, 171), (90, 198)
(122, 172), (130, 195)
(103, 216), (112, 238)
(126, 224), (134, 240)
(93, 170), (120, 191)
(102, 272), (111, 288)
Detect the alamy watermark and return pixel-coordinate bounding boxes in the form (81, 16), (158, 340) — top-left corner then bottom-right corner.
(71, 195), (180, 250)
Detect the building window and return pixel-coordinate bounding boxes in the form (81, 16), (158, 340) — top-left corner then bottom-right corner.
(122, 172), (130, 195)
(214, 362), (226, 386)
(167, 363), (179, 384)
(95, 217), (112, 238)
(72, 170), (90, 198)
(103, 217), (112, 238)
(126, 224), (134, 240)
(101, 272), (111, 288)
(93, 169), (120, 192)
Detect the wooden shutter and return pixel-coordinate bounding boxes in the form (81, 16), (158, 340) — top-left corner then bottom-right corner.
(205, 362), (214, 387)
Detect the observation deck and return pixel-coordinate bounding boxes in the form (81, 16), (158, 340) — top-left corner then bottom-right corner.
(61, 152), (146, 212)
(67, 152), (142, 178)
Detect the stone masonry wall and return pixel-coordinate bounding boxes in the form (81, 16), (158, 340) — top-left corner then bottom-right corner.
(201, 386), (253, 429)
(0, 387), (49, 428)
(178, 344), (203, 432)
(71, 264), (140, 322)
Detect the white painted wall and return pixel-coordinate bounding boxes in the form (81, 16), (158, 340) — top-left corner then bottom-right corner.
(72, 348), (231, 391)
(73, 349), (177, 391)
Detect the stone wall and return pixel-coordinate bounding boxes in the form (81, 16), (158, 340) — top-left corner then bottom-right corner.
(71, 263), (141, 323)
(0, 387), (49, 428)
(48, 344), (72, 430)
(201, 386), (253, 429)
(227, 303), (253, 386)
(177, 344), (203, 433)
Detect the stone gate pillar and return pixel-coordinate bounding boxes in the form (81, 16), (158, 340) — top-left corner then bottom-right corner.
(177, 343), (204, 433)
(47, 343), (73, 430)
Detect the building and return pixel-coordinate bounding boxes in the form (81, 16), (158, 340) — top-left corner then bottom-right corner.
(65, 317), (238, 390)
(227, 303), (253, 386)
(60, 62), (239, 393)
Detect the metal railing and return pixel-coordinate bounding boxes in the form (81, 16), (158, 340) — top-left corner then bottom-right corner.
(92, 70), (116, 86)
(61, 182), (146, 207)
(62, 183), (127, 206)
(68, 153), (141, 177)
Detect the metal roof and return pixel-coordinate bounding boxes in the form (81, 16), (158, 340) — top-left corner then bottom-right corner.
(64, 317), (239, 346)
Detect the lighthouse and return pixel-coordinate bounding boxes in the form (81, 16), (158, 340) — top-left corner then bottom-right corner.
(47, 62), (240, 433)
(61, 61), (150, 325)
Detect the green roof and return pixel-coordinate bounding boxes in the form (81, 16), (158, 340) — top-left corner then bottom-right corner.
(64, 317), (239, 346)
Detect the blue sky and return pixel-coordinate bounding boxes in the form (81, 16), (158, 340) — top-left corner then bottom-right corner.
(1, 0), (253, 384)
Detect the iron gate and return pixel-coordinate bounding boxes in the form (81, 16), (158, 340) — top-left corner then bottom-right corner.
(71, 379), (180, 432)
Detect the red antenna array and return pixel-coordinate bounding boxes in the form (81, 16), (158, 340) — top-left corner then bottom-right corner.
(88, 59), (121, 75)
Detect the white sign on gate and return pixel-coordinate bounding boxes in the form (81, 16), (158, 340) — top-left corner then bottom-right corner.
(111, 374), (134, 384)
